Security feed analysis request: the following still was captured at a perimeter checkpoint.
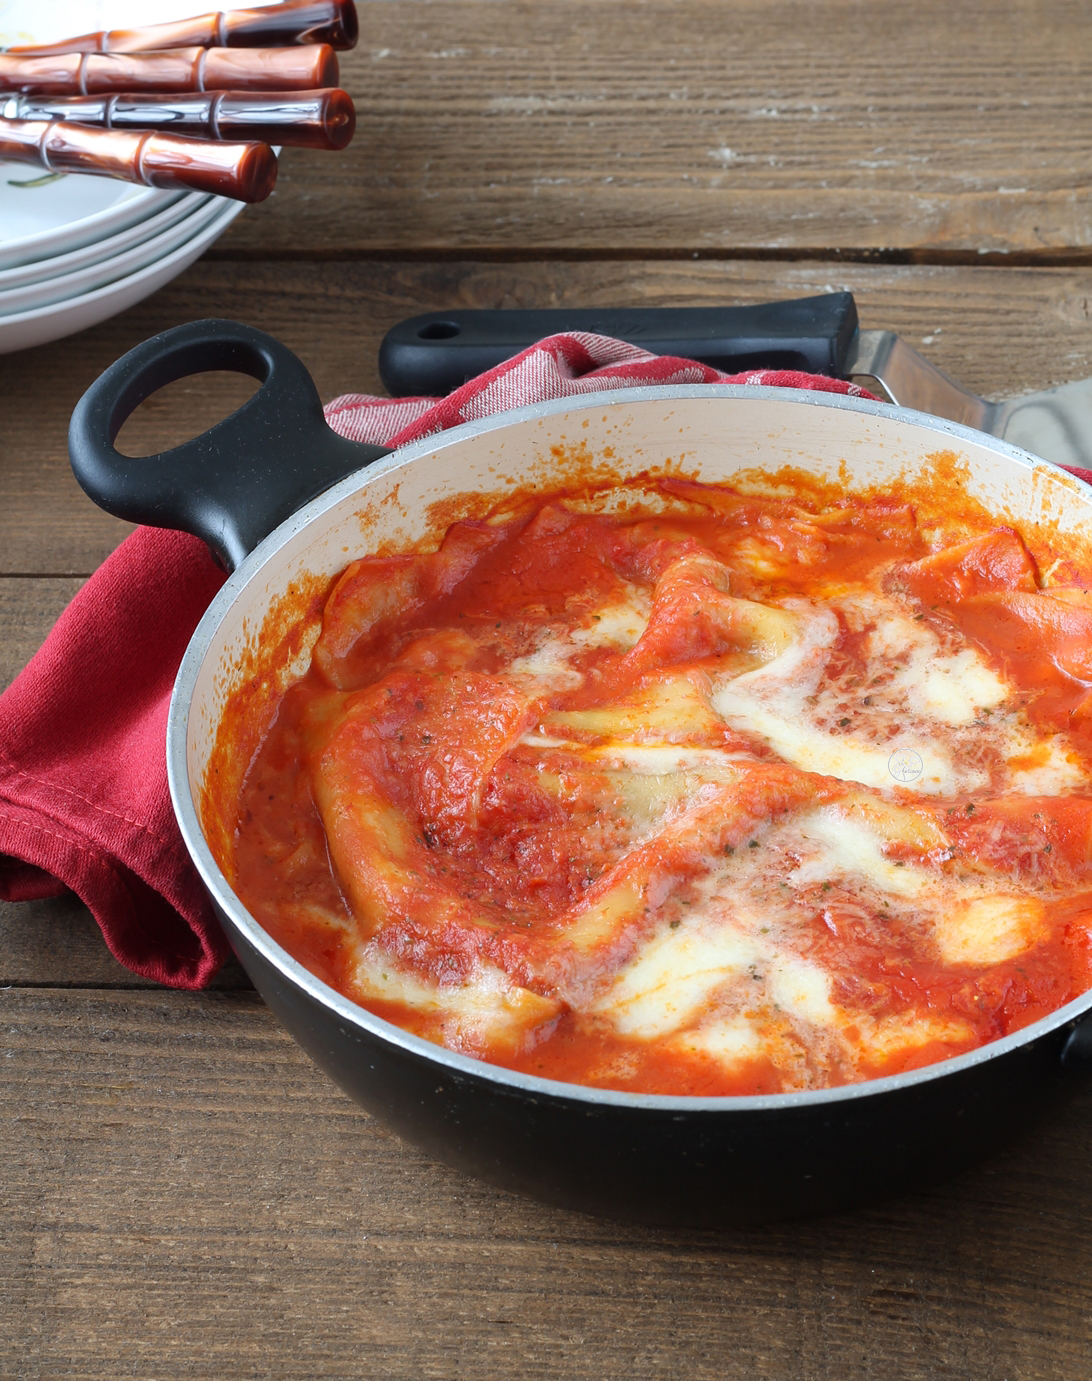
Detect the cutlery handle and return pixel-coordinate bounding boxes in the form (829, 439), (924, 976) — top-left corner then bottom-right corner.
(4, 0), (357, 55)
(7, 88), (355, 150)
(378, 294), (860, 397)
(0, 45), (338, 96)
(0, 118), (277, 202)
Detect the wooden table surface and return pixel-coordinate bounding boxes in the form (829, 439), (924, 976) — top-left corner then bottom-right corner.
(4, 3), (1092, 1376)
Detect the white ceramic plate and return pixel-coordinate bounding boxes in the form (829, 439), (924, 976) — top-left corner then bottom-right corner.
(0, 188), (211, 290)
(0, 195), (245, 354)
(0, 165), (185, 270)
(0, 193), (226, 314)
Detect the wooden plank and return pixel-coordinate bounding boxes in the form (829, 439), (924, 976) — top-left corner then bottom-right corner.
(210, 0), (1092, 258)
(5, 256), (1092, 577)
(2, 987), (1091, 1378)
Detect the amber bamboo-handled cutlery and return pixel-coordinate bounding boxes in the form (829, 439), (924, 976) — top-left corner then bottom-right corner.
(0, 1), (357, 203)
(3, 88), (355, 150)
(0, 116), (278, 199)
(2, 0), (357, 55)
(0, 45), (338, 95)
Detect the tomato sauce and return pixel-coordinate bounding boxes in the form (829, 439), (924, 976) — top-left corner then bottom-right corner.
(228, 481), (1092, 1095)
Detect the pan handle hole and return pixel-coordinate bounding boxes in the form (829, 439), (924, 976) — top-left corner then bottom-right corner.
(113, 371), (261, 458)
(417, 321), (460, 340)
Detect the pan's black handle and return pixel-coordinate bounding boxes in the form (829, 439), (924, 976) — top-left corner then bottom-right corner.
(378, 292), (860, 398)
(69, 318), (393, 572)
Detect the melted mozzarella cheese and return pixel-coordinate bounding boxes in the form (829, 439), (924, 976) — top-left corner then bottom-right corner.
(852, 1011), (975, 1063)
(788, 807), (931, 899)
(713, 688), (965, 795)
(592, 922), (759, 1039)
(914, 651), (1009, 726)
(583, 791), (1017, 1082)
(350, 947), (559, 1052)
(764, 961), (973, 1064)
(669, 1016), (764, 1065)
(709, 592), (1050, 795)
(714, 697), (958, 793)
(544, 675), (724, 743)
(429, 566), (1072, 1071)
(583, 743), (738, 776)
(710, 600), (852, 769)
(934, 894), (1047, 965)
(765, 953), (839, 1026)
(710, 599), (917, 787)
(1003, 731), (1087, 795)
(507, 585), (651, 689)
(507, 638), (584, 689)
(868, 608), (1009, 727)
(570, 584), (651, 651)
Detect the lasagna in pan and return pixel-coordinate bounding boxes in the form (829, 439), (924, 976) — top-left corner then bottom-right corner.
(228, 477), (1092, 1095)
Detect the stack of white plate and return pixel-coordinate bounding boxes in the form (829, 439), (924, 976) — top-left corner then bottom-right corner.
(0, 0), (276, 354)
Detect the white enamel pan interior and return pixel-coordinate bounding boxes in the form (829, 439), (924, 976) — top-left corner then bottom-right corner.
(168, 384), (1092, 1112)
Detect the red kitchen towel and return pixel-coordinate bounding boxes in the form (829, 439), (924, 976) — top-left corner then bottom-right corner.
(0, 331), (896, 987)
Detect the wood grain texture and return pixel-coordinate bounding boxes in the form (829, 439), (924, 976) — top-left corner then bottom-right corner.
(5, 6), (1092, 1370)
(2, 988), (1091, 1380)
(5, 255), (1092, 576)
(207, 0), (1092, 258)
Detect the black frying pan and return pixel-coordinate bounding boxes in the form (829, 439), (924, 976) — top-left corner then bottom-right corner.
(67, 317), (1092, 1228)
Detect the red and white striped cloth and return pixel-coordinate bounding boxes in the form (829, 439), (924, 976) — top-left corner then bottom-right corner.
(0, 332), (874, 988)
(324, 330), (872, 449)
